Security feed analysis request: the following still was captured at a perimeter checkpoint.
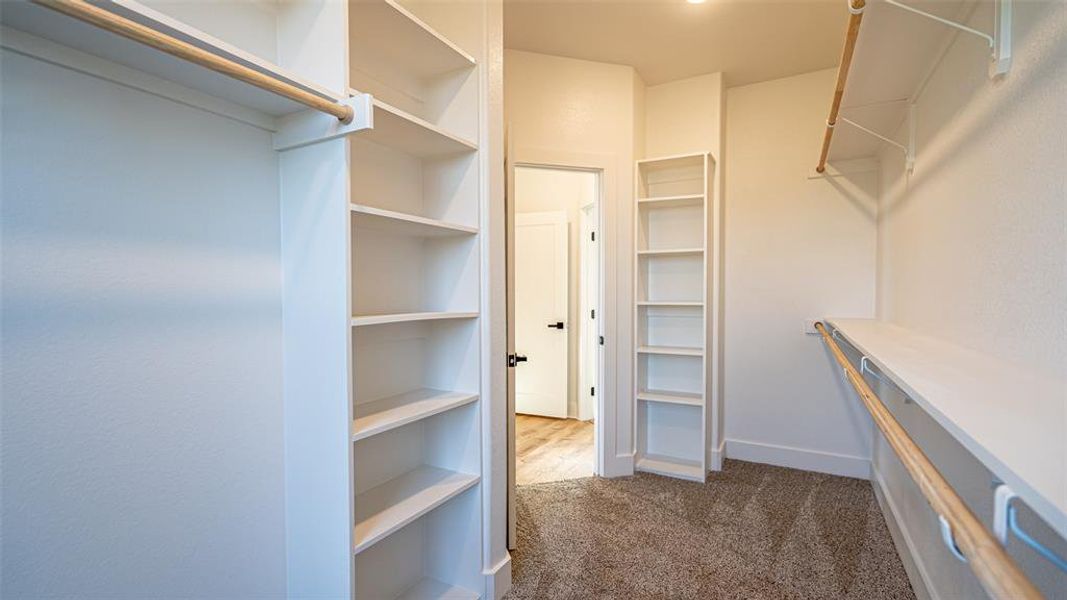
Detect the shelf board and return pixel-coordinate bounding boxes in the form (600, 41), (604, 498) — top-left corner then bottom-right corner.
(353, 465), (479, 555)
(637, 194), (704, 209)
(0, 0), (343, 118)
(352, 389), (478, 442)
(349, 0), (475, 83)
(826, 318), (1067, 539)
(637, 152), (707, 165)
(394, 577), (479, 600)
(356, 98), (477, 158)
(351, 204), (477, 237)
(637, 301), (703, 307)
(351, 311), (478, 327)
(637, 248), (703, 257)
(636, 453), (705, 482)
(637, 389), (703, 407)
(637, 345), (703, 357)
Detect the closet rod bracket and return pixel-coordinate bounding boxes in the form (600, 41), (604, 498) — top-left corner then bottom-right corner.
(838, 102), (916, 172)
(994, 484), (1067, 573)
(884, 0), (1012, 77)
(273, 93), (374, 152)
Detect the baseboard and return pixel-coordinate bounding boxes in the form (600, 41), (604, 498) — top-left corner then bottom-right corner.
(872, 465), (937, 600)
(602, 452), (635, 478)
(725, 438), (871, 479)
(483, 552), (512, 600)
(708, 438), (726, 471)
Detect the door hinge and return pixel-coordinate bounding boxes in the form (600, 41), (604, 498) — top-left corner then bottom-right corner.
(599, 335), (604, 345)
(590, 309), (595, 319)
(591, 231), (596, 242)
(590, 386), (595, 397)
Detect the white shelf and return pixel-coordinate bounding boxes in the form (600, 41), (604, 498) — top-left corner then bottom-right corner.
(353, 466), (479, 555)
(637, 345), (703, 357)
(357, 98), (477, 158)
(351, 204), (477, 237)
(637, 248), (703, 257)
(353, 389), (478, 442)
(349, 0), (475, 83)
(637, 152), (707, 165)
(351, 312), (478, 327)
(0, 0), (343, 118)
(395, 577), (479, 600)
(637, 301), (703, 307)
(827, 318), (1067, 539)
(637, 194), (705, 208)
(637, 389), (703, 407)
(636, 454), (705, 482)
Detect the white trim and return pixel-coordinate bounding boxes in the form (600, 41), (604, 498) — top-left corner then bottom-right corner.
(512, 146), (624, 480)
(603, 452), (635, 478)
(0, 25), (276, 131)
(872, 465), (938, 600)
(482, 553), (512, 600)
(725, 438), (871, 479)
(708, 438), (726, 471)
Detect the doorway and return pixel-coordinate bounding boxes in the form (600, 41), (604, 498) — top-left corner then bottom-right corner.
(510, 166), (601, 487)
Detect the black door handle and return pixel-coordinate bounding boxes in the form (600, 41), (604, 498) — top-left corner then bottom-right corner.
(547, 321), (564, 329)
(508, 354), (528, 367)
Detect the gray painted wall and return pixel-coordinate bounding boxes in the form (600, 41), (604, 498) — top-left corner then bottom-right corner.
(1, 50), (287, 597)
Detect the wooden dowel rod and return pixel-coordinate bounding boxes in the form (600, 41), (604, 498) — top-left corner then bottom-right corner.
(816, 0), (866, 173)
(32, 0), (353, 122)
(814, 323), (1044, 600)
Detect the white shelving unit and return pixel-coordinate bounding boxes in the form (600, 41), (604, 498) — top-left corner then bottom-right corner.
(345, 3), (484, 598)
(633, 152), (721, 483)
(3, 1), (491, 597)
(274, 0), (485, 597)
(826, 318), (1067, 540)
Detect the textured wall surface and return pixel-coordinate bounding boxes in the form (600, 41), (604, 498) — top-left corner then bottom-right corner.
(1, 51), (287, 597)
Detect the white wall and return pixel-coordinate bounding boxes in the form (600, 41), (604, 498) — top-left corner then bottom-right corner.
(874, 1), (1067, 597)
(504, 49), (639, 474)
(1, 51), (287, 597)
(514, 166), (598, 419)
(645, 72), (723, 158)
(724, 68), (878, 478)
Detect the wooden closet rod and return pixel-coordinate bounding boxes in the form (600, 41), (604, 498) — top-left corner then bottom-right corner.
(814, 323), (1043, 600)
(33, 0), (354, 122)
(816, 0), (866, 173)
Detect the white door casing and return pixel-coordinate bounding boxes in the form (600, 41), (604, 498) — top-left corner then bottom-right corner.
(514, 211), (569, 419)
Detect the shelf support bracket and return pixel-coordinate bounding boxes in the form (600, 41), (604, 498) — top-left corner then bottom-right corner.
(838, 102), (916, 172)
(994, 484), (1067, 573)
(884, 0), (1012, 77)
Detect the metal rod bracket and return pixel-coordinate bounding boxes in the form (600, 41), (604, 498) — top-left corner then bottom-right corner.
(994, 484), (1067, 572)
(884, 0), (1012, 77)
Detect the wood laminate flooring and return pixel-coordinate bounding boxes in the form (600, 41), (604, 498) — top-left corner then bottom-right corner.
(516, 414), (593, 485)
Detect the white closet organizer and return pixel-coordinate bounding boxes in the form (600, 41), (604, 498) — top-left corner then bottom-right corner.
(346, 2), (483, 599)
(2, 0), (488, 597)
(633, 153), (719, 483)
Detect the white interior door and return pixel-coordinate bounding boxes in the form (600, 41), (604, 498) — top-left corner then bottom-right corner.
(515, 211), (569, 418)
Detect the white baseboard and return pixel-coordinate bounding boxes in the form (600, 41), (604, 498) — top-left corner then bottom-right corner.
(709, 438), (726, 471)
(872, 466), (937, 600)
(602, 452), (635, 478)
(483, 552), (512, 600)
(725, 438), (870, 479)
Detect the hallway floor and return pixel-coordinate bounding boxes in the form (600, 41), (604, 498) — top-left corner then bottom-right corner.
(507, 460), (914, 599)
(516, 415), (594, 484)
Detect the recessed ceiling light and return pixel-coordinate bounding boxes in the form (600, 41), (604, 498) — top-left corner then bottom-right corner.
(686, 0), (707, 4)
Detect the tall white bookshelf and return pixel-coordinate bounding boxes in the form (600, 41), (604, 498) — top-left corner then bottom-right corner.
(633, 153), (721, 483)
(281, 1), (487, 598)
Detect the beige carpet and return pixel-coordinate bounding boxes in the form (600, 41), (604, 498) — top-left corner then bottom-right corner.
(507, 460), (915, 599)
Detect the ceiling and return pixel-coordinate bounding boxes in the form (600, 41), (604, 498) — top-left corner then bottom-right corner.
(504, 0), (850, 87)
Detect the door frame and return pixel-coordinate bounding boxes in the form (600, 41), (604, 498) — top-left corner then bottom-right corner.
(506, 146), (625, 550)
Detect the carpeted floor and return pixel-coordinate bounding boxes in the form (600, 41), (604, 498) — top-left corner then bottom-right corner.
(507, 460), (915, 599)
